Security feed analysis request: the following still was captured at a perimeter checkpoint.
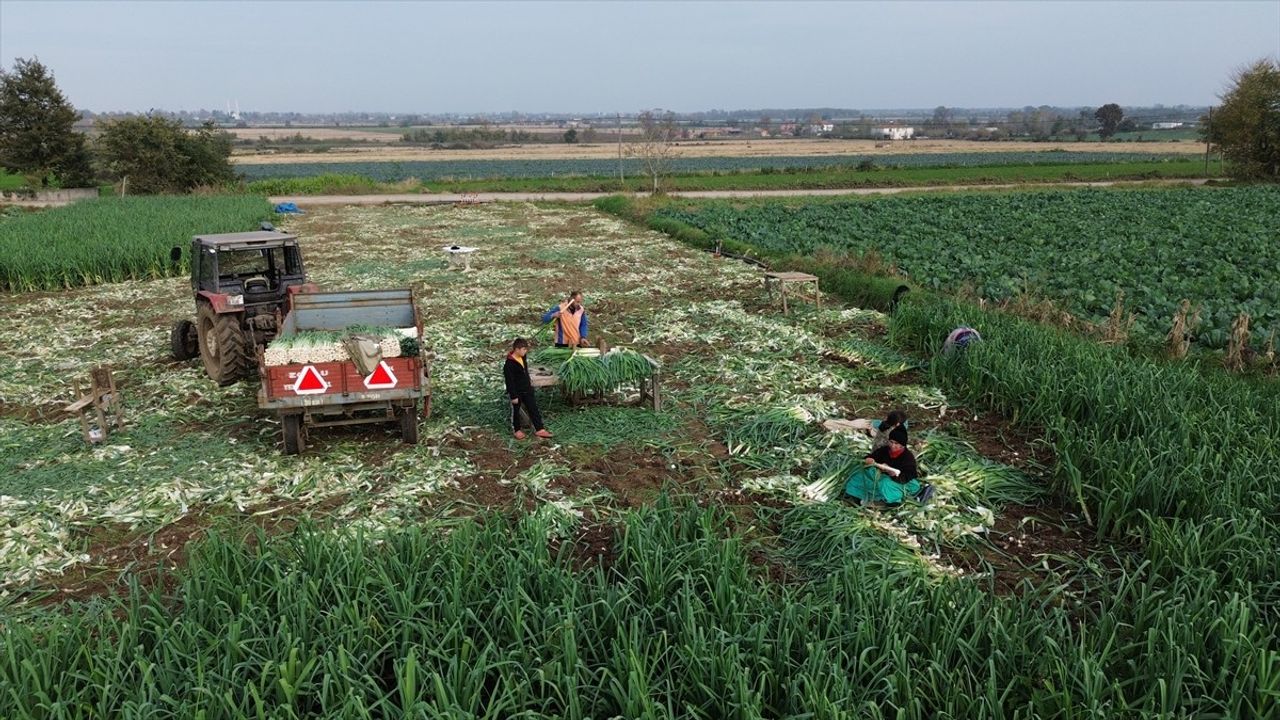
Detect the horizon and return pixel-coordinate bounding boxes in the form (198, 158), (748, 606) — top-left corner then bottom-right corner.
(2, 1), (1277, 115)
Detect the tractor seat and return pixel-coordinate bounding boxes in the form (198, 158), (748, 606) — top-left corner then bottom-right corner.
(244, 276), (271, 294)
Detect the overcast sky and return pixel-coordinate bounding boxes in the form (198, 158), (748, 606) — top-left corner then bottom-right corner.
(2, 1), (1277, 113)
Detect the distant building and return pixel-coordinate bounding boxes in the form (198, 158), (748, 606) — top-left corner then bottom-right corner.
(1151, 122), (1185, 130)
(809, 123), (835, 134)
(877, 126), (915, 140)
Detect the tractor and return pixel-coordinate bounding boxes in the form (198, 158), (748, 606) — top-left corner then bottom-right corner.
(170, 225), (314, 385)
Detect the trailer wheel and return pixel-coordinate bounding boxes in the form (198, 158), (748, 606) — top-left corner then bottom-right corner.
(170, 319), (198, 361)
(282, 414), (305, 455)
(398, 406), (420, 445)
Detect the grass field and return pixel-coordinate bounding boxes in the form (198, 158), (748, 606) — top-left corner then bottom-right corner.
(650, 185), (1280, 350)
(0, 169), (27, 190)
(1, 202), (1275, 716)
(0, 196), (274, 291)
(247, 159), (1211, 196)
(237, 151), (1200, 183)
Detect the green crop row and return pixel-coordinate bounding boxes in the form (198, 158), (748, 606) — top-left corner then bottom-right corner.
(0, 196), (276, 292)
(2, 501), (1274, 718)
(653, 186), (1280, 349)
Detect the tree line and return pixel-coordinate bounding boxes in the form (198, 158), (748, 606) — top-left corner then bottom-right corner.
(0, 58), (235, 193)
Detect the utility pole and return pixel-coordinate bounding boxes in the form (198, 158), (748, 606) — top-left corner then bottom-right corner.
(617, 112), (624, 187)
(1204, 106), (1212, 176)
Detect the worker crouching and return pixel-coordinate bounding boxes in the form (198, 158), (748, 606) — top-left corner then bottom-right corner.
(845, 426), (933, 506)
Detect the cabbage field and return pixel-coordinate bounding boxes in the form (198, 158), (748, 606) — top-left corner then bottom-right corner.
(237, 151), (1195, 182)
(0, 196), (274, 291)
(654, 186), (1280, 348)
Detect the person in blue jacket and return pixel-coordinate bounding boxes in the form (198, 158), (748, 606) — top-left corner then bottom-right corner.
(541, 290), (590, 347)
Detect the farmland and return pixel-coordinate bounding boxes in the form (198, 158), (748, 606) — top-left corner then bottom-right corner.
(232, 136), (1203, 164)
(652, 185), (1280, 349)
(237, 150), (1198, 183)
(1, 200), (1277, 716)
(0, 196), (275, 291)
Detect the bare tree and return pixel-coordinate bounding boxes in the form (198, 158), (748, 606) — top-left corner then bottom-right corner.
(627, 110), (679, 193)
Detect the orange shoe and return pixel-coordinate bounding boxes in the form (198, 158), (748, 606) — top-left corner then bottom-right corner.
(534, 429), (553, 439)
(514, 430), (527, 440)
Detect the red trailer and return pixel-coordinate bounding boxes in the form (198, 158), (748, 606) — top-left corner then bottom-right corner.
(257, 289), (431, 454)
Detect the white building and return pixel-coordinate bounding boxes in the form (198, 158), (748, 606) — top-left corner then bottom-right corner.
(1151, 122), (1184, 130)
(877, 126), (915, 140)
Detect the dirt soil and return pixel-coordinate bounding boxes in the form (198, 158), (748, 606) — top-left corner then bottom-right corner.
(33, 514), (215, 607)
(941, 503), (1100, 596)
(548, 521), (618, 573)
(550, 446), (681, 509)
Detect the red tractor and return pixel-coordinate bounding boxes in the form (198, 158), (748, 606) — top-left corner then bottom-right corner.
(170, 227), (315, 385)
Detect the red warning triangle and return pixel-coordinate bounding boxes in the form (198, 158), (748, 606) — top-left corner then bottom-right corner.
(294, 365), (329, 394)
(363, 361), (398, 389)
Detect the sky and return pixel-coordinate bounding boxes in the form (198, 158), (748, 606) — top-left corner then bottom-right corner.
(1, 0), (1277, 114)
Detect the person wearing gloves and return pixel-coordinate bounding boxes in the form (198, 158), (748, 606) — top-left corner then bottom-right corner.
(541, 290), (590, 348)
(845, 426), (933, 506)
(503, 338), (553, 440)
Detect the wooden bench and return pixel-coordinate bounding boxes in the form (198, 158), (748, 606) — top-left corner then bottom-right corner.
(763, 271), (821, 314)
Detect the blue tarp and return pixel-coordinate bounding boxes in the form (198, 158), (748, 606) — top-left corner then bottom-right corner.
(274, 202), (303, 214)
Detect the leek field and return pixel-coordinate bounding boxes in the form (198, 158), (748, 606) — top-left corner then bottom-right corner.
(0, 195), (275, 291)
(654, 185), (1280, 349)
(1, 201), (1276, 717)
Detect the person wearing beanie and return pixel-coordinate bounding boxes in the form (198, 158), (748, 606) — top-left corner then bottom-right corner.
(845, 425), (933, 505)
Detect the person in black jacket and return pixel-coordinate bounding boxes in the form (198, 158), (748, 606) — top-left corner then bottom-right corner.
(845, 426), (933, 505)
(504, 338), (553, 440)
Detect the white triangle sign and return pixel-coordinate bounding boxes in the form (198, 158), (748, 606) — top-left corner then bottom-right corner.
(363, 360), (398, 390)
(292, 365), (330, 395)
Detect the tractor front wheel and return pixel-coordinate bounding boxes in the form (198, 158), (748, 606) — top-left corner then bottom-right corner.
(196, 303), (250, 385)
(170, 319), (198, 361)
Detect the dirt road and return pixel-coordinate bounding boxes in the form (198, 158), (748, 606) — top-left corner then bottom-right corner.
(268, 178), (1210, 206)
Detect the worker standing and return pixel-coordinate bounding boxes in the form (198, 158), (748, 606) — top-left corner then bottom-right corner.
(541, 290), (590, 348)
(504, 338), (553, 440)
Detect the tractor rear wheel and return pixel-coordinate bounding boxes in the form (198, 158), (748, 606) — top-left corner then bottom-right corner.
(196, 303), (250, 386)
(398, 405), (420, 445)
(281, 414), (305, 455)
(170, 319), (198, 361)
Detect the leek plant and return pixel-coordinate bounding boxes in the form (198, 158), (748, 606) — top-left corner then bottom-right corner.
(3, 501), (1275, 718)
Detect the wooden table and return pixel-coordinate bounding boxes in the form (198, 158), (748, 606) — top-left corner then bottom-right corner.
(764, 271), (820, 314)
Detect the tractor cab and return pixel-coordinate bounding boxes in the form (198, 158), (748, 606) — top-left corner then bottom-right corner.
(186, 230), (307, 319)
(170, 226), (315, 385)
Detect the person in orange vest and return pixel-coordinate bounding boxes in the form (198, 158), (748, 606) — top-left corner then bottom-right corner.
(504, 338), (553, 440)
(541, 290), (590, 348)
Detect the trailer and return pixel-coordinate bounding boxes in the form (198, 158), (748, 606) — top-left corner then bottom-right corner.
(257, 289), (430, 454)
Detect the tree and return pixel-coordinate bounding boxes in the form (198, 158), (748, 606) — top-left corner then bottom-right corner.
(562, 127), (578, 144)
(1203, 58), (1280, 180)
(627, 111), (679, 193)
(0, 57), (93, 187)
(1095, 103), (1124, 139)
(96, 116), (235, 194)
